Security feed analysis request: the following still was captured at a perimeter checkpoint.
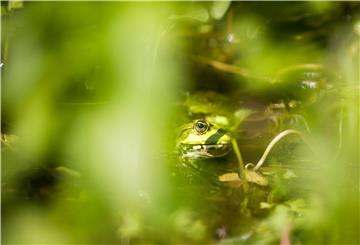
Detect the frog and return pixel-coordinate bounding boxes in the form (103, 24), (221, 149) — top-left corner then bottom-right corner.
(176, 119), (232, 160)
(175, 118), (275, 190)
(176, 118), (308, 175)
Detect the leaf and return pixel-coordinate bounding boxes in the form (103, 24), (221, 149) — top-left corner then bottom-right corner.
(283, 169), (297, 179)
(285, 199), (306, 213)
(55, 166), (81, 178)
(184, 91), (229, 115)
(219, 170), (269, 187)
(210, 1), (232, 20)
(231, 109), (253, 129)
(260, 202), (274, 209)
(244, 169), (269, 186)
(7, 0), (23, 11)
(267, 205), (292, 233)
(218, 172), (242, 188)
(116, 213), (141, 237)
(169, 7), (209, 23)
(173, 209), (206, 241)
(219, 172), (241, 182)
(206, 115), (229, 127)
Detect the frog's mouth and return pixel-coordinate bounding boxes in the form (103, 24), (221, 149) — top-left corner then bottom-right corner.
(180, 143), (231, 159)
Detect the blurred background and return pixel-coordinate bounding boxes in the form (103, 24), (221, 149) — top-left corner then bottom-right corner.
(1, 2), (359, 244)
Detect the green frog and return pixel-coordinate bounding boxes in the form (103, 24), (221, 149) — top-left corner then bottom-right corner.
(176, 119), (232, 160)
(176, 118), (307, 174)
(175, 119), (274, 188)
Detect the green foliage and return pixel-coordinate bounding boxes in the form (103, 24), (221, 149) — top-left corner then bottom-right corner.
(1, 2), (359, 244)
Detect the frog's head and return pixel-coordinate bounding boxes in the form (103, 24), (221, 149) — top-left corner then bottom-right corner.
(176, 119), (232, 160)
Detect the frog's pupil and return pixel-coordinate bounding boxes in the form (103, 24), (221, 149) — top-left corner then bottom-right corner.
(198, 123), (205, 128)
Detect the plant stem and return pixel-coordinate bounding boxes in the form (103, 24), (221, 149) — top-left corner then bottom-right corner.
(252, 129), (313, 171)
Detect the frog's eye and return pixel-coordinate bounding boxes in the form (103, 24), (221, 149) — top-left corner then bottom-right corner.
(193, 120), (209, 135)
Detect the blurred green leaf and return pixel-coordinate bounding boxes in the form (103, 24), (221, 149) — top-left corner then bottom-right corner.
(7, 0), (23, 11)
(210, 1), (231, 20)
(169, 7), (209, 23)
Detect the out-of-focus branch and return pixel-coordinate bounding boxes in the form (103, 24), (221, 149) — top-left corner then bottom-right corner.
(191, 55), (272, 82)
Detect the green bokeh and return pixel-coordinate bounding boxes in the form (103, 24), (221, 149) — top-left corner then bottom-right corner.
(1, 2), (359, 244)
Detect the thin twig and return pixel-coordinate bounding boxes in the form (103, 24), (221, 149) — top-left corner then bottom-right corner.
(274, 63), (325, 81)
(248, 129), (313, 171)
(191, 55), (272, 82)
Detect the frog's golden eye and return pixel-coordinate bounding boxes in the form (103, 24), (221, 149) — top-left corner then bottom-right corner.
(193, 120), (209, 135)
